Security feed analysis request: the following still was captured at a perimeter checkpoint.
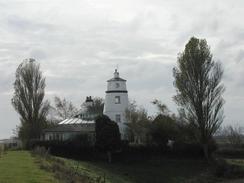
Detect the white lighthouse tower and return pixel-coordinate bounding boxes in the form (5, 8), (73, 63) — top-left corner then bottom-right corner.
(103, 69), (129, 139)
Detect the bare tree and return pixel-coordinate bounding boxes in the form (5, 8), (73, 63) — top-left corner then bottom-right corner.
(222, 125), (243, 148)
(12, 58), (50, 146)
(125, 101), (151, 144)
(152, 99), (170, 115)
(151, 100), (179, 146)
(173, 37), (225, 160)
(53, 96), (78, 120)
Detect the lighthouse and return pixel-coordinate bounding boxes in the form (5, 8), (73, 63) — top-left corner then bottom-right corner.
(103, 69), (129, 139)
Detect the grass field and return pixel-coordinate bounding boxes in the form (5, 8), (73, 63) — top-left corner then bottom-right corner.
(0, 151), (58, 183)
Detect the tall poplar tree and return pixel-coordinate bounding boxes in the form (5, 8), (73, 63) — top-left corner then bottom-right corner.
(173, 37), (225, 160)
(12, 58), (49, 146)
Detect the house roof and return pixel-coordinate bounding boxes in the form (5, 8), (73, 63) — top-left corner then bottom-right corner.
(44, 118), (95, 133)
(58, 118), (94, 125)
(43, 124), (95, 133)
(107, 69), (126, 82)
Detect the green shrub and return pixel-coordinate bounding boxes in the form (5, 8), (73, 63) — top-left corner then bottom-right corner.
(32, 146), (50, 159)
(95, 115), (121, 152)
(150, 114), (179, 146)
(36, 153), (93, 183)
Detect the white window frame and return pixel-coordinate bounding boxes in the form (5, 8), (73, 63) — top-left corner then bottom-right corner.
(115, 96), (121, 104)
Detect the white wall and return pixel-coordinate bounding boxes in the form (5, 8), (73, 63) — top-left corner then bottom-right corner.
(104, 79), (129, 139)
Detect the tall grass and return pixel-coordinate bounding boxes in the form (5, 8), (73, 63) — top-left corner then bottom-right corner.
(32, 146), (102, 183)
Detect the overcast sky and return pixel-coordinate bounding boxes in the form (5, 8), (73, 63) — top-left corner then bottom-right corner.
(0, 0), (244, 139)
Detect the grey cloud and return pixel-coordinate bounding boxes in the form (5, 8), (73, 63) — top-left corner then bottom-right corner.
(30, 49), (47, 60)
(236, 50), (244, 63)
(1, 0), (244, 138)
(7, 15), (54, 33)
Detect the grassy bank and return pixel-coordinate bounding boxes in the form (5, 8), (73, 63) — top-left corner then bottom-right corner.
(60, 156), (244, 183)
(1, 150), (244, 183)
(0, 151), (58, 183)
(62, 157), (213, 183)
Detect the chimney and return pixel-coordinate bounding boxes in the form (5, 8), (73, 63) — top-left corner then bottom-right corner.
(85, 96), (93, 107)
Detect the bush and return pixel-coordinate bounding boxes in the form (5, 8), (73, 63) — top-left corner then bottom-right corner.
(150, 114), (179, 146)
(95, 115), (121, 151)
(30, 139), (96, 160)
(112, 142), (209, 162)
(31, 140), (210, 162)
(172, 142), (204, 157)
(37, 154), (92, 183)
(32, 146), (49, 158)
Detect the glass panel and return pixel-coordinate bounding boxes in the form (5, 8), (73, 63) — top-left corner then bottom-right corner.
(115, 96), (120, 104)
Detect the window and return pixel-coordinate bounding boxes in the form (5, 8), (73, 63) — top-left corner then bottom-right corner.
(115, 83), (120, 88)
(115, 114), (121, 123)
(49, 134), (52, 141)
(115, 96), (120, 104)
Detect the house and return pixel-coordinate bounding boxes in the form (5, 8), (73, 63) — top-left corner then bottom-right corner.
(0, 138), (22, 149)
(42, 69), (129, 141)
(42, 119), (95, 143)
(42, 96), (97, 142)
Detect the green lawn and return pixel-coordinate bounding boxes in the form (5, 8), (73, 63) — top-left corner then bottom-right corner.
(0, 151), (58, 183)
(64, 157), (211, 183)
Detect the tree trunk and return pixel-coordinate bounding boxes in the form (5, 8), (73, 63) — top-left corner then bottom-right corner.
(203, 144), (209, 162)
